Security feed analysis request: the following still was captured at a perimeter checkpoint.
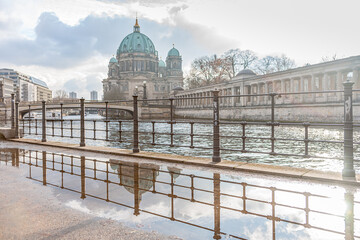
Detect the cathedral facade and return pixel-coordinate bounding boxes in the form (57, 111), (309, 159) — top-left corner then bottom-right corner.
(102, 19), (183, 101)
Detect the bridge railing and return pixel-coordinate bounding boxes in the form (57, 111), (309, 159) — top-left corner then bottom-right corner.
(4, 81), (359, 179)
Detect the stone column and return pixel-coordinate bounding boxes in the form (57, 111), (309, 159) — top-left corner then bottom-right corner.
(264, 82), (268, 105)
(289, 78), (294, 103)
(300, 76), (304, 103)
(251, 85), (255, 105)
(240, 82), (245, 106)
(281, 79), (285, 104)
(231, 87), (236, 106)
(311, 75), (316, 103)
(323, 73), (328, 102)
(337, 71), (344, 101)
(353, 69), (360, 101)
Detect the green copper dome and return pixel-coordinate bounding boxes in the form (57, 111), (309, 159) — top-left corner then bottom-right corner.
(168, 46), (180, 56)
(109, 57), (117, 63)
(159, 59), (166, 67)
(117, 19), (156, 55)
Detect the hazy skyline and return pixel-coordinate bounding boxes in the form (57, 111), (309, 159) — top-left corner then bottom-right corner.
(1, 0), (359, 98)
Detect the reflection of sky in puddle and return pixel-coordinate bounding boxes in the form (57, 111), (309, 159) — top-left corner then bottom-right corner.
(1, 146), (360, 240)
(20, 119), (360, 172)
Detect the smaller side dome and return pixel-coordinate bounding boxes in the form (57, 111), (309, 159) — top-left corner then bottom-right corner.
(236, 69), (256, 77)
(159, 59), (166, 67)
(109, 57), (118, 63)
(168, 46), (180, 57)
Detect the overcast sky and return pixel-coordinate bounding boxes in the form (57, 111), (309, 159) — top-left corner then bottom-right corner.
(0, 0), (359, 99)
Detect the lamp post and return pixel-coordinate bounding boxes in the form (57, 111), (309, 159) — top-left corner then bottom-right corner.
(343, 72), (355, 179)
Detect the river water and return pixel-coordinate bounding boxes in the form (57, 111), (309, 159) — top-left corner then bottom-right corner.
(20, 114), (360, 172)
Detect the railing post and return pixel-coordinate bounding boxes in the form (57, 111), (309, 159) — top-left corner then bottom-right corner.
(133, 95), (139, 153)
(105, 101), (109, 141)
(41, 101), (46, 142)
(80, 156), (86, 199)
(212, 90), (221, 162)
(60, 103), (63, 137)
(170, 97), (174, 121)
(169, 97), (174, 147)
(42, 151), (47, 186)
(80, 98), (85, 147)
(15, 102), (19, 139)
(11, 93), (15, 129)
(270, 93), (276, 155)
(28, 105), (31, 134)
(342, 79), (355, 179)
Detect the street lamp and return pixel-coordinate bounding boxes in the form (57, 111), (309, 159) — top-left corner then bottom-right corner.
(134, 86), (138, 96)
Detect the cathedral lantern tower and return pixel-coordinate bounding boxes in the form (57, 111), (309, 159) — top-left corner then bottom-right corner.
(166, 44), (183, 77)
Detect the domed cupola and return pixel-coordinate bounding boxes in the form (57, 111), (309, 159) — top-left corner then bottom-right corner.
(159, 59), (166, 67)
(235, 69), (256, 79)
(109, 56), (117, 63)
(167, 46), (180, 57)
(117, 18), (156, 55)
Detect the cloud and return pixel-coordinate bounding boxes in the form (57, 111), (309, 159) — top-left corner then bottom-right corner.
(0, 12), (127, 68)
(0, 11), (214, 71)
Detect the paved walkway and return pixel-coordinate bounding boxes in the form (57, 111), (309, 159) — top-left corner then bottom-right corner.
(0, 166), (182, 240)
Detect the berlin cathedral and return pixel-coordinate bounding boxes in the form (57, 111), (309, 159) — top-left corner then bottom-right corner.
(102, 18), (184, 100)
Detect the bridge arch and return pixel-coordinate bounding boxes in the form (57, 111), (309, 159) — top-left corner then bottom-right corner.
(18, 103), (134, 119)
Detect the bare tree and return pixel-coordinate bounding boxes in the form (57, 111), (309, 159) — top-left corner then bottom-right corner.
(223, 49), (241, 78)
(322, 53), (338, 62)
(255, 54), (295, 74)
(185, 54), (231, 89)
(273, 54), (296, 71)
(238, 50), (258, 70)
(53, 90), (68, 100)
(255, 56), (276, 74)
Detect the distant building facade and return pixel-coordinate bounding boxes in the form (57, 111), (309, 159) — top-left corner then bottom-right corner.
(90, 90), (98, 101)
(174, 56), (360, 122)
(69, 92), (77, 99)
(0, 69), (52, 102)
(0, 76), (14, 103)
(102, 18), (183, 101)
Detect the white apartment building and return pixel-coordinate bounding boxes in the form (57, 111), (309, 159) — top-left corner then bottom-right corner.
(0, 76), (14, 103)
(0, 69), (52, 102)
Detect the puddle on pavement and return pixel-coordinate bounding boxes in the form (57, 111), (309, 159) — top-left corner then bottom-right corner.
(1, 147), (360, 240)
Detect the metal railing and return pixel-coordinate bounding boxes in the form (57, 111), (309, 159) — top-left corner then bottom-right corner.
(3, 81), (359, 179)
(0, 149), (358, 240)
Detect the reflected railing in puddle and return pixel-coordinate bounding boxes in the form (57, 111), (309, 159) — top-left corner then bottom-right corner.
(1, 149), (359, 240)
